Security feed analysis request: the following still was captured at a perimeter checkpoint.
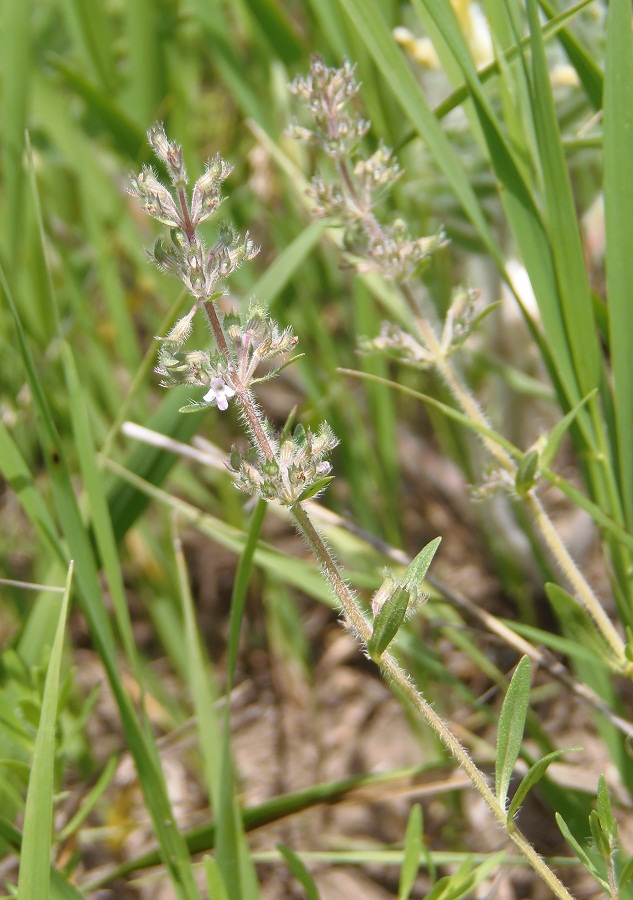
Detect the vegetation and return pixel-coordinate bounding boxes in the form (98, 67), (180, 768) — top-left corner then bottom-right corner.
(1, 1), (633, 897)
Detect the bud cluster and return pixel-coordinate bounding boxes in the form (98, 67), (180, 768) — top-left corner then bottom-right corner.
(360, 287), (484, 365)
(288, 58), (369, 159)
(154, 341), (235, 411)
(148, 224), (258, 301)
(154, 302), (299, 413)
(289, 58), (443, 283)
(357, 221), (446, 282)
(223, 303), (299, 387)
(228, 422), (338, 507)
(132, 124), (338, 507)
(129, 124), (256, 304)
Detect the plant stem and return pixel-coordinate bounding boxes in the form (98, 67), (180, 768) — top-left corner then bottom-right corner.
(292, 489), (574, 899)
(336, 154), (625, 667)
(200, 298), (276, 461)
(199, 293), (576, 897)
(524, 491), (627, 664)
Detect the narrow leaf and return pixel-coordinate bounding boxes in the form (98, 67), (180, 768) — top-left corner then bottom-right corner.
(507, 747), (581, 821)
(17, 562), (72, 900)
(495, 656), (531, 809)
(619, 854), (633, 889)
(204, 856), (230, 900)
(402, 537), (442, 592)
(369, 585), (410, 661)
(556, 813), (599, 875)
(277, 844), (321, 900)
(596, 775), (617, 843)
(399, 804), (423, 900)
(604, 0), (633, 531)
(540, 390), (598, 470)
(527, 0), (601, 399)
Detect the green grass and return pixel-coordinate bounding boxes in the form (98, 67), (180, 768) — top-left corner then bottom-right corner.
(1, 1), (633, 897)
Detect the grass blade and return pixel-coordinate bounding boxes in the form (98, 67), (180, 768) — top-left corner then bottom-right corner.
(204, 856), (230, 900)
(604, 0), (633, 531)
(17, 562), (72, 900)
(62, 342), (140, 675)
(277, 844), (321, 900)
(217, 500), (267, 900)
(398, 804), (423, 900)
(526, 0), (601, 402)
(1, 0), (31, 258)
(1, 267), (202, 899)
(537, 0), (602, 108)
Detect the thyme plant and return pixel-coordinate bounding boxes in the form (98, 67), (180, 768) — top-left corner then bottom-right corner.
(130, 121), (576, 898)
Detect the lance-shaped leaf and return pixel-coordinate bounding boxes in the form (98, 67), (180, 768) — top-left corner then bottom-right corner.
(507, 747), (581, 822)
(398, 804), (423, 900)
(368, 537), (441, 661)
(368, 585), (410, 662)
(557, 813), (607, 889)
(402, 536), (442, 593)
(277, 844), (320, 900)
(495, 656), (531, 810)
(540, 390), (598, 470)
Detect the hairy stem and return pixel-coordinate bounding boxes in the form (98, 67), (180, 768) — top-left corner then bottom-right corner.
(199, 298), (276, 461)
(291, 499), (574, 900)
(335, 157), (625, 668)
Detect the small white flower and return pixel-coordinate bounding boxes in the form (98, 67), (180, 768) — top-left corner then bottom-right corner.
(203, 377), (235, 411)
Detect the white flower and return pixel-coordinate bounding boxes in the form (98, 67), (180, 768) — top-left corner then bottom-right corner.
(203, 377), (235, 411)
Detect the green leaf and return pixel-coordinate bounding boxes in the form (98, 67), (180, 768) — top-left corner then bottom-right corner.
(297, 476), (335, 502)
(537, 0), (603, 109)
(515, 450), (540, 498)
(507, 747), (581, 822)
(252, 222), (327, 307)
(277, 844), (321, 900)
(526, 0), (601, 400)
(1, 0), (31, 258)
(604, 0), (633, 532)
(589, 809), (611, 860)
(203, 857), (230, 900)
(17, 563), (72, 900)
(619, 853), (633, 889)
(57, 754), (119, 843)
(540, 390), (598, 470)
(368, 585), (410, 661)
(366, 539), (442, 661)
(495, 656), (531, 809)
(556, 813), (601, 878)
(399, 804), (423, 900)
(596, 775), (617, 844)
(402, 537), (442, 593)
(423, 853), (506, 900)
(545, 583), (615, 665)
(179, 399), (212, 413)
